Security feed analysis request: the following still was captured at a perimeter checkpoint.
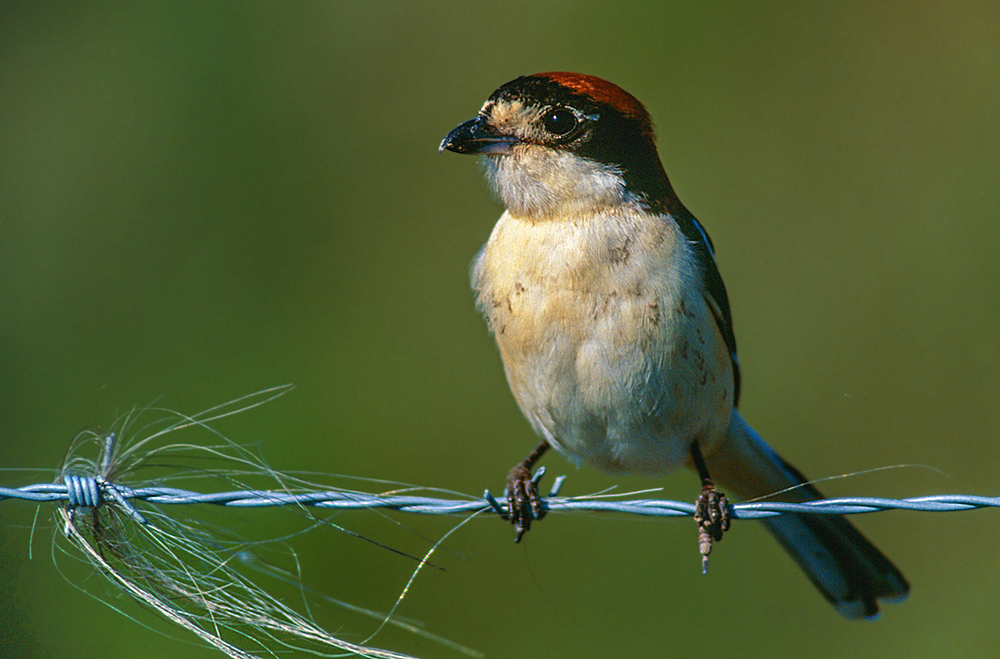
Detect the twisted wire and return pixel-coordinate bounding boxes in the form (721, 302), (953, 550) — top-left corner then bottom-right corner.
(3, 476), (996, 520)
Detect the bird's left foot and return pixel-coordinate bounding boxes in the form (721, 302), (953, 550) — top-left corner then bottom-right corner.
(693, 483), (731, 573)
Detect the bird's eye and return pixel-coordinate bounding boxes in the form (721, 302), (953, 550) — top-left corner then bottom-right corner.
(542, 108), (578, 136)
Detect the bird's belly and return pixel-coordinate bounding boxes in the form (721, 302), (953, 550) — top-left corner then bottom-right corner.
(475, 213), (734, 475)
(499, 287), (730, 473)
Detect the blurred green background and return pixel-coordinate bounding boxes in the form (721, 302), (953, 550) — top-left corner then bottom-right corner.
(1, 2), (999, 658)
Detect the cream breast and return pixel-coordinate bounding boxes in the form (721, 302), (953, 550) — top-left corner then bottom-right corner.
(472, 209), (734, 474)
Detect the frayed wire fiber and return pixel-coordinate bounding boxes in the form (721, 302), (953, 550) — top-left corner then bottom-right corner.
(15, 386), (484, 659)
(3, 387), (997, 658)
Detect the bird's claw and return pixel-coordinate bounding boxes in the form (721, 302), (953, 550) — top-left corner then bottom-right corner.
(693, 484), (731, 573)
(505, 463), (545, 542)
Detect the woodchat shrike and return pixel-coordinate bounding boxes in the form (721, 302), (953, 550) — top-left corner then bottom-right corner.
(441, 72), (908, 618)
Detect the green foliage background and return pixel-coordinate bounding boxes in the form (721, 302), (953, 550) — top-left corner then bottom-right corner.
(1, 2), (998, 658)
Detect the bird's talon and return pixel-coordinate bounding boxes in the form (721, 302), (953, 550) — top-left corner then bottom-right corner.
(694, 484), (730, 571)
(506, 463), (544, 542)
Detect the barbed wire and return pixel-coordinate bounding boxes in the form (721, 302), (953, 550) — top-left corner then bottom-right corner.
(3, 470), (999, 522)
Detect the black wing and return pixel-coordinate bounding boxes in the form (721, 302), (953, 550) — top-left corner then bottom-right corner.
(673, 210), (741, 405)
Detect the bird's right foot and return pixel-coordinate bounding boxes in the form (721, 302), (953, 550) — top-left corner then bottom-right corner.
(502, 440), (551, 542)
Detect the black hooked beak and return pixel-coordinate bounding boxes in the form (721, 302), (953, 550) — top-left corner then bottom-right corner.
(439, 116), (520, 155)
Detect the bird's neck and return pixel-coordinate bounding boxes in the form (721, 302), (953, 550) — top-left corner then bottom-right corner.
(483, 147), (688, 222)
(483, 148), (636, 221)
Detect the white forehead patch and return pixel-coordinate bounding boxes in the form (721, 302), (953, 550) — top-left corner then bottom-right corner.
(484, 99), (550, 143)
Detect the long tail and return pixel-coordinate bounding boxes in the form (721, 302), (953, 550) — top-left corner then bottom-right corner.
(702, 412), (909, 619)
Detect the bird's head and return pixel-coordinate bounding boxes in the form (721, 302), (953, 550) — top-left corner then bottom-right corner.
(440, 72), (681, 220)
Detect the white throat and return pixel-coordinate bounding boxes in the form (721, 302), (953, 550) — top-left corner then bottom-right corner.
(482, 147), (632, 220)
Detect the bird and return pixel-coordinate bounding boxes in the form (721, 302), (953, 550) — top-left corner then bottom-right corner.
(439, 72), (909, 619)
